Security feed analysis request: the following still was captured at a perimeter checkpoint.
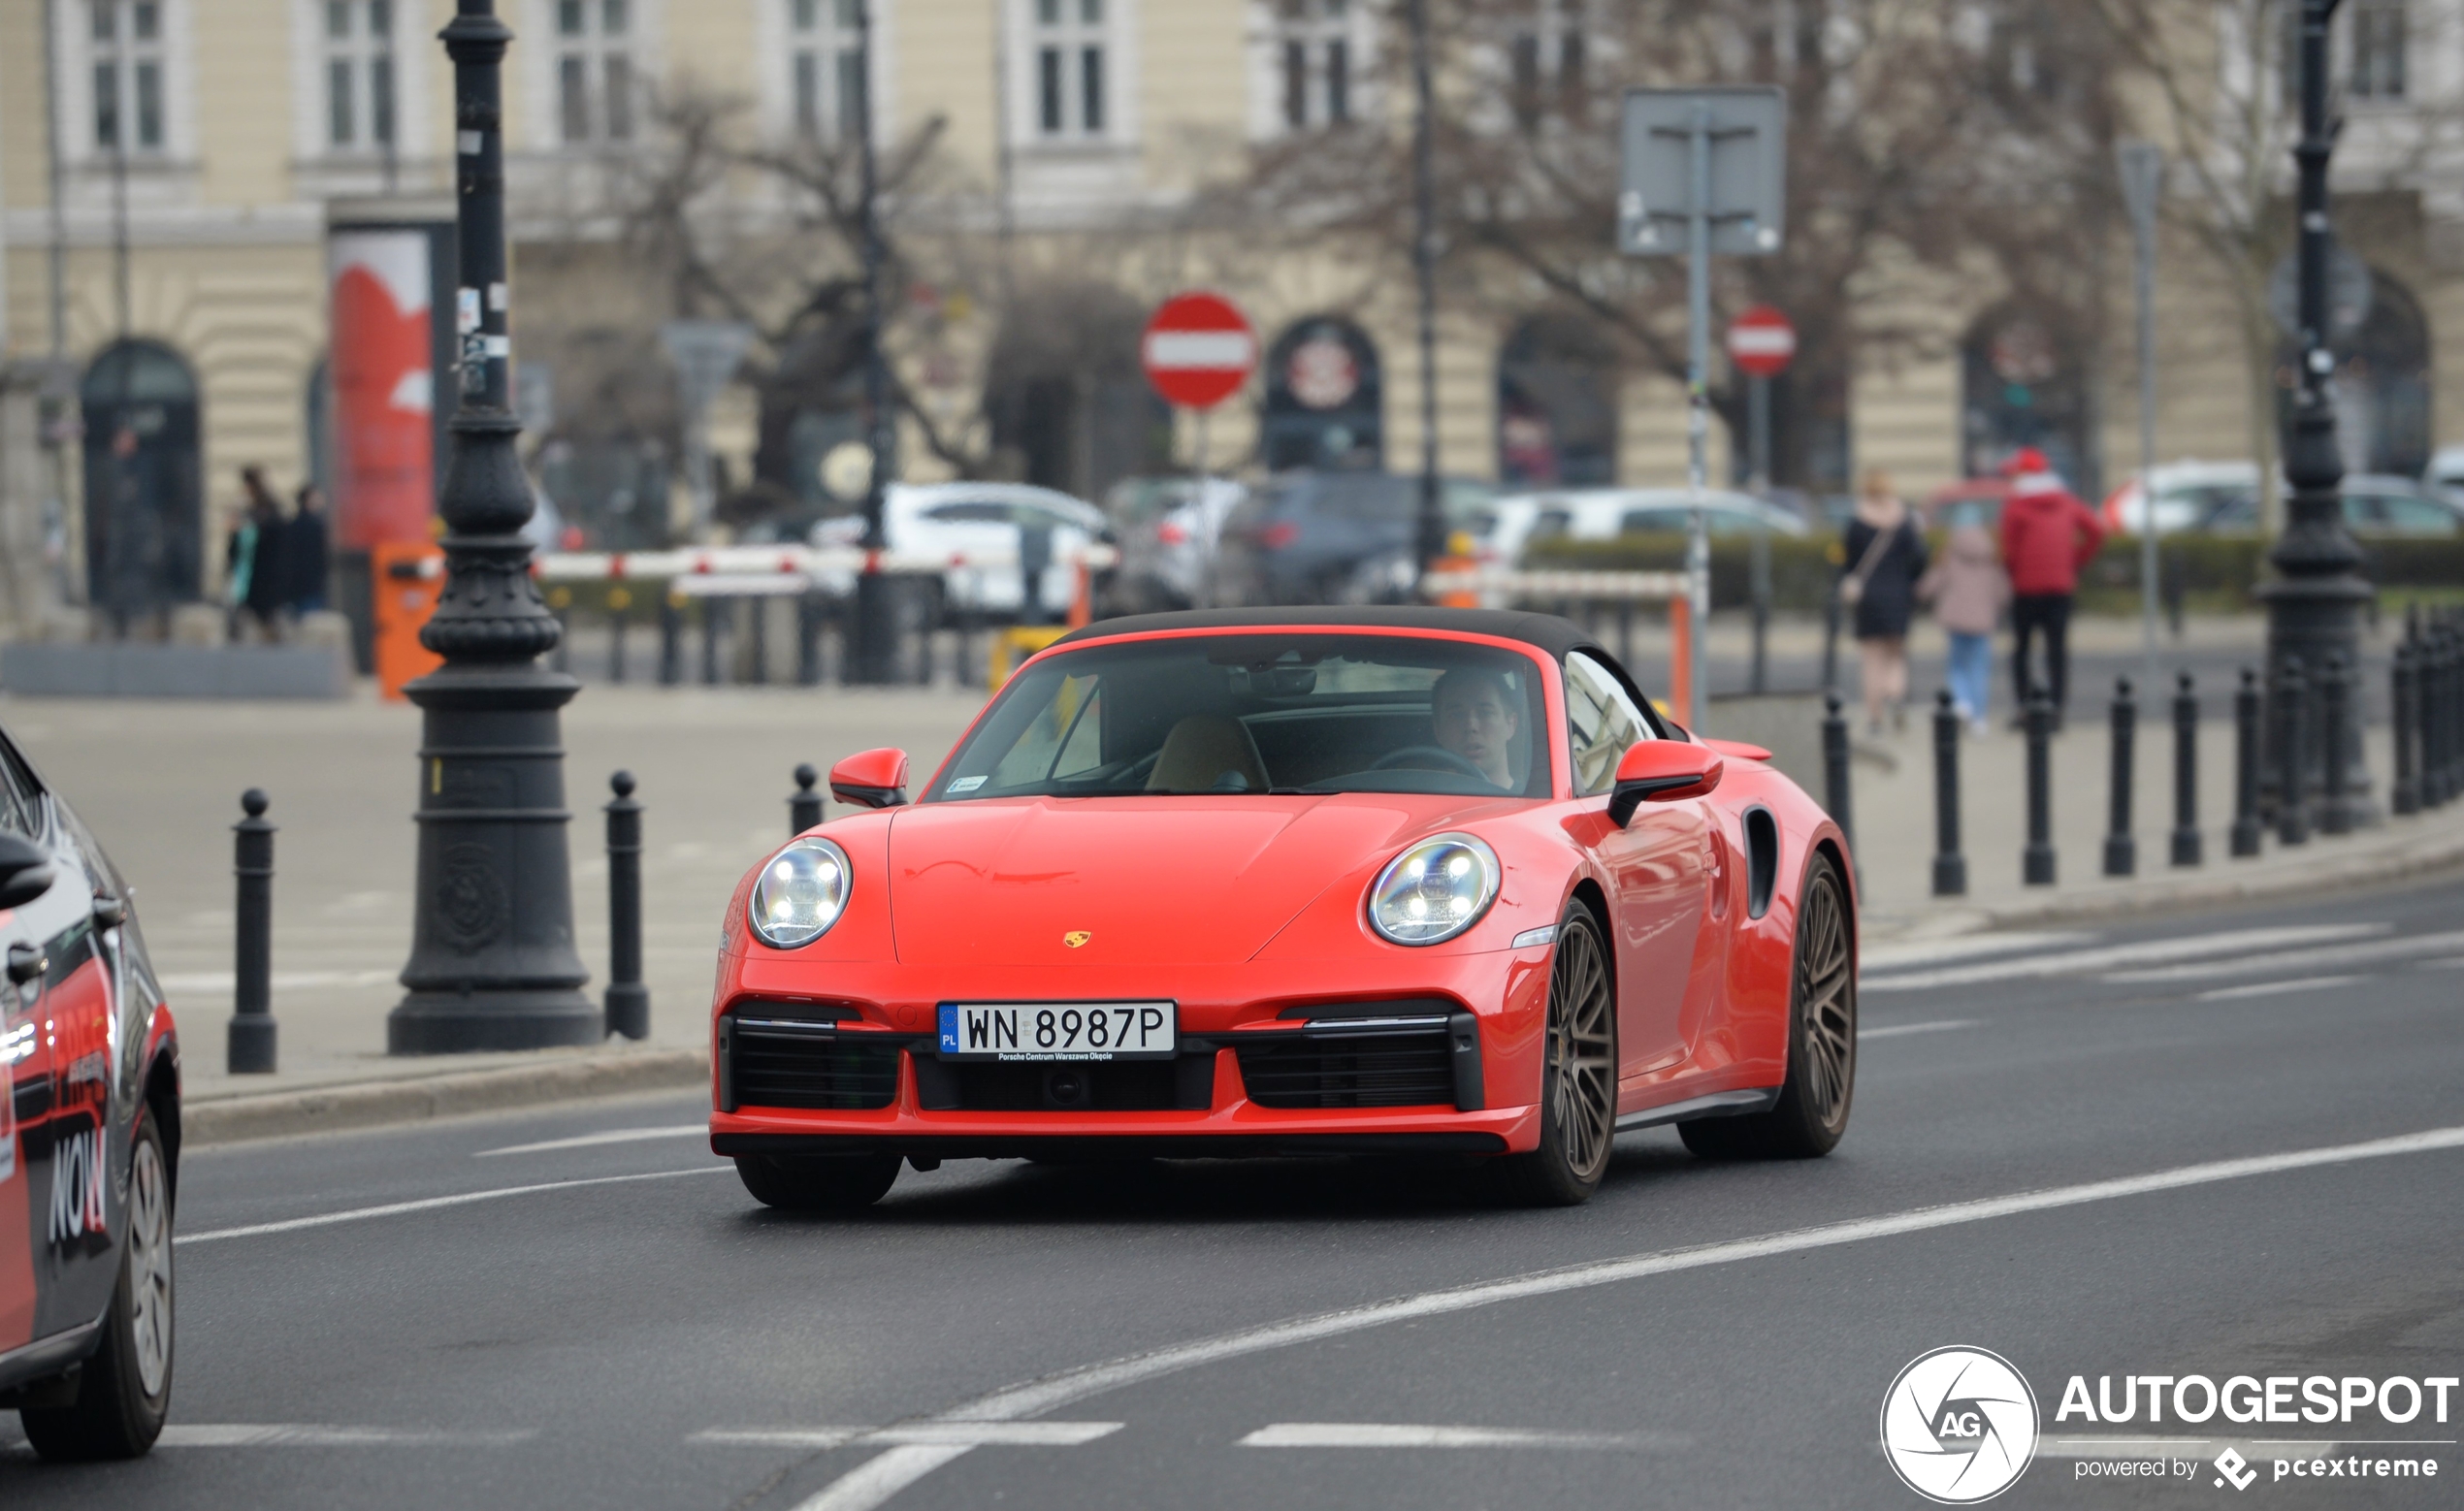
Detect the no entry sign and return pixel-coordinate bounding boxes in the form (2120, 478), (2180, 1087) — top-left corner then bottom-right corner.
(1728, 305), (1797, 378)
(1142, 292), (1257, 409)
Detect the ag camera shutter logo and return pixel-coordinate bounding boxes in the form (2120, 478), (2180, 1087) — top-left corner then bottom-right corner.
(1881, 1346), (2040, 1503)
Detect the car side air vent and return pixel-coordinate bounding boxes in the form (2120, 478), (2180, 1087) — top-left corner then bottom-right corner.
(1744, 807), (1779, 920)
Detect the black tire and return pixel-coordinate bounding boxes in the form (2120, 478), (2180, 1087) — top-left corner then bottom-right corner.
(733, 1152), (902, 1212)
(1496, 904), (1618, 1206)
(1680, 852), (1855, 1160)
(20, 1107), (175, 1462)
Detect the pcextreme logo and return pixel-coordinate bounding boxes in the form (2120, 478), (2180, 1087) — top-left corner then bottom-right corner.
(1881, 1347), (2041, 1504)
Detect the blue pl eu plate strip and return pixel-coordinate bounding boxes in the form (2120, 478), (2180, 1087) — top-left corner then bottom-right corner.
(938, 1003), (960, 1054)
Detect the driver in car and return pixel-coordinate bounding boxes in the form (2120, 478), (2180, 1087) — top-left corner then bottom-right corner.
(1429, 666), (1520, 789)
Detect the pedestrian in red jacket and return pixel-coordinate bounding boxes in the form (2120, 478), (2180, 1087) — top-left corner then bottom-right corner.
(1996, 448), (2104, 721)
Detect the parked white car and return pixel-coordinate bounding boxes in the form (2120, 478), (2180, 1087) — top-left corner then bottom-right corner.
(2427, 444), (2464, 504)
(1469, 487), (1810, 568)
(808, 483), (1110, 619)
(2097, 461), (2261, 534)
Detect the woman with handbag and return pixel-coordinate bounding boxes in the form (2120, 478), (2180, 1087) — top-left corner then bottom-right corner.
(1840, 468), (1929, 735)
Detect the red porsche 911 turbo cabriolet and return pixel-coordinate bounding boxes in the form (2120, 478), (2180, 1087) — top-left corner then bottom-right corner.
(709, 607), (1855, 1207)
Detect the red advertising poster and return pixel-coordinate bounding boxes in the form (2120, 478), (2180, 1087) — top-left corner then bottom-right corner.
(328, 230), (436, 551)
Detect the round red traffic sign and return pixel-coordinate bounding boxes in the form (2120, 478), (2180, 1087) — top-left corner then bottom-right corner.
(1728, 305), (1797, 379)
(1142, 292), (1257, 409)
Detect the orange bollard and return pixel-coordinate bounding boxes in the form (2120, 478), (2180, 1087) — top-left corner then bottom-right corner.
(1066, 562), (1092, 629)
(1432, 554), (1478, 609)
(373, 540), (446, 701)
(1668, 594), (1693, 728)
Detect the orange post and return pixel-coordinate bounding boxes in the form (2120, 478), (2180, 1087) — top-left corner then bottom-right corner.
(372, 540), (446, 701)
(1668, 594), (1693, 728)
(1066, 562), (1092, 629)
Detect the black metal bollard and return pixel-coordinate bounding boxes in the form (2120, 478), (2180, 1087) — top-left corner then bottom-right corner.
(2392, 640), (2418, 817)
(2319, 652), (2352, 836)
(1821, 586), (1842, 693)
(1820, 692), (1853, 853)
(659, 593), (684, 686)
(2023, 683), (2057, 886)
(796, 593), (824, 686)
(607, 587), (632, 685)
(2275, 656), (2310, 846)
(228, 789), (277, 1075)
(2230, 667), (2264, 857)
(2103, 675), (2136, 878)
(603, 771), (649, 1041)
(790, 763), (823, 835)
(1930, 690), (1966, 897)
(2170, 671), (2202, 867)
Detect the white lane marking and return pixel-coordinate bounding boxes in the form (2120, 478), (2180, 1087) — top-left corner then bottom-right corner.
(796, 1445), (974, 1511)
(2194, 976), (2362, 1003)
(1861, 1019), (1978, 1040)
(697, 1423), (1121, 1449)
(154, 1425), (537, 1448)
(177, 1167), (730, 1245)
(786, 1121), (2464, 1511)
(1239, 1423), (1681, 1451)
(2108, 929), (2464, 985)
(1862, 924), (2387, 993)
(476, 1125), (706, 1158)
(1859, 931), (2093, 974)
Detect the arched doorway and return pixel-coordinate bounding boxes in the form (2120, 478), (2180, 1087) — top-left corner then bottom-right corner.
(1260, 317), (1382, 471)
(1497, 313), (1617, 487)
(1960, 305), (2091, 485)
(2327, 270), (2430, 478)
(983, 283), (1170, 500)
(81, 340), (204, 627)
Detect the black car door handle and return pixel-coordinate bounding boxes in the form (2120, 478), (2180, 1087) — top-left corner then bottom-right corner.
(7, 942), (46, 984)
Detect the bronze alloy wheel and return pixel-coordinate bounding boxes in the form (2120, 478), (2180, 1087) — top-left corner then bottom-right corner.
(1792, 860), (1856, 1138)
(1501, 907), (1618, 1205)
(1681, 852), (1855, 1160)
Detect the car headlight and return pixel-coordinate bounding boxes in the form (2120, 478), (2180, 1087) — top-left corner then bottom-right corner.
(1367, 833), (1501, 947)
(747, 837), (852, 948)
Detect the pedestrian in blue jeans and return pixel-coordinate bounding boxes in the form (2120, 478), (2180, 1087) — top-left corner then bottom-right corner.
(1918, 501), (2009, 735)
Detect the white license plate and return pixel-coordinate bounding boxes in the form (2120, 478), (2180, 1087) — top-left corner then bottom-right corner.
(936, 1001), (1177, 1061)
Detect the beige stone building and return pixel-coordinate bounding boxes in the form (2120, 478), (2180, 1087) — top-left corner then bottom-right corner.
(4, 0), (2463, 623)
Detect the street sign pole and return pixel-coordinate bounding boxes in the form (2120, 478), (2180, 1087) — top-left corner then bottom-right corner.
(1684, 104), (1713, 732)
(661, 320), (755, 543)
(2119, 141), (2165, 701)
(1749, 372), (1771, 694)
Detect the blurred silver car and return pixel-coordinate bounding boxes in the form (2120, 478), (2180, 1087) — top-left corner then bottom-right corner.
(809, 483), (1111, 619)
(1471, 487), (1810, 568)
(1103, 475), (1248, 611)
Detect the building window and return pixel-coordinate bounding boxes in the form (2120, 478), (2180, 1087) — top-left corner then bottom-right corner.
(1277, 0), (1350, 129)
(557, 0), (635, 145)
(1034, 0), (1107, 138)
(89, 0), (167, 154)
(790, 0), (866, 140)
(324, 0), (398, 150)
(2350, 1), (2406, 100)
(1508, 0), (1586, 126)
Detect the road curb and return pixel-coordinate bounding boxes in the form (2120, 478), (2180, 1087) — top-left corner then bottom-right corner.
(183, 1047), (709, 1148)
(1870, 819), (2464, 942)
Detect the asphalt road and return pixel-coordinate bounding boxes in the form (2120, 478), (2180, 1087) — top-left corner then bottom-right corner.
(6, 877), (2461, 1509)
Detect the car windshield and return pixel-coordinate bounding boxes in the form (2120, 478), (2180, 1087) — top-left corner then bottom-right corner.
(929, 634), (1551, 801)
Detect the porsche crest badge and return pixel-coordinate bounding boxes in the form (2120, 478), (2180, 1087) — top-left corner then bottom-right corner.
(1063, 931), (1092, 949)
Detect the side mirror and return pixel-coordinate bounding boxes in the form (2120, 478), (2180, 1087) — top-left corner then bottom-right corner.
(829, 748), (911, 810)
(1607, 741), (1724, 827)
(0, 833), (54, 912)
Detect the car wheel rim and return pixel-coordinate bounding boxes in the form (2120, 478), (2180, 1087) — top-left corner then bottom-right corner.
(1796, 871), (1855, 1132)
(1550, 919), (1616, 1181)
(127, 1134), (173, 1398)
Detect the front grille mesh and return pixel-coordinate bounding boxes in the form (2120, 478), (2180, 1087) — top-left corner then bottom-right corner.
(730, 1024), (899, 1110)
(1235, 1034), (1455, 1109)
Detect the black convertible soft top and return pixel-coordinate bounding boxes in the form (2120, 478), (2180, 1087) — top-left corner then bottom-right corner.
(1050, 605), (1602, 660)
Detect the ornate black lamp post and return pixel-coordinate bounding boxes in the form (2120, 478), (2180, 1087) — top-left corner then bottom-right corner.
(2262, 0), (2374, 829)
(389, 0), (599, 1052)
